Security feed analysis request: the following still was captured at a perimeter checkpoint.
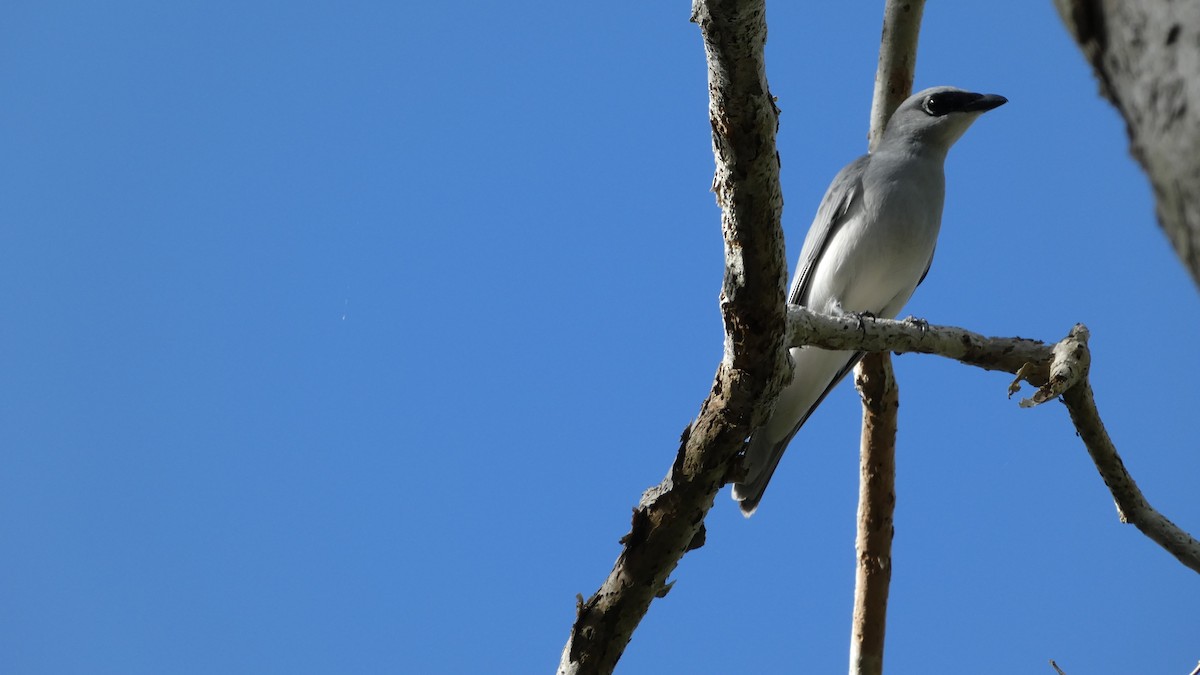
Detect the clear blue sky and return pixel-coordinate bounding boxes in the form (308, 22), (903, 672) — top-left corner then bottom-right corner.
(2, 2), (1197, 674)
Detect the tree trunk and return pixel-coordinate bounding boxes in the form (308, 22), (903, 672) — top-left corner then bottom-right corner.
(1055, 0), (1200, 290)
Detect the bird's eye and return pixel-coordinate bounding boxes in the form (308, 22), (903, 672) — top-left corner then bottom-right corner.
(921, 95), (948, 116)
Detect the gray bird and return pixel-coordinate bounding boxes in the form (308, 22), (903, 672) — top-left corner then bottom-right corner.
(733, 86), (1006, 516)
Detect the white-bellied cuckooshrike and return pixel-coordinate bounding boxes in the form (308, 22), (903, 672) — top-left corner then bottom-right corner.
(732, 86), (1007, 516)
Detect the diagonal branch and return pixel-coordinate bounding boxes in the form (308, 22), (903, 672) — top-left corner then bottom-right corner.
(557, 0), (790, 671)
(1061, 381), (1200, 574)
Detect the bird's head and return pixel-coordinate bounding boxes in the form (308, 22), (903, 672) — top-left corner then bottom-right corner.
(881, 86), (1007, 155)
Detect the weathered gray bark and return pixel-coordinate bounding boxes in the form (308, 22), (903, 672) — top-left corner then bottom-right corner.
(556, 0), (790, 671)
(1055, 0), (1200, 289)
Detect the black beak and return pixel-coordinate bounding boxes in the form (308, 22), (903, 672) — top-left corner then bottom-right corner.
(963, 93), (1007, 112)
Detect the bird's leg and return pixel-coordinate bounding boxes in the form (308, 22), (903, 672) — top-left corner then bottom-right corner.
(828, 301), (877, 337)
(829, 300), (875, 321)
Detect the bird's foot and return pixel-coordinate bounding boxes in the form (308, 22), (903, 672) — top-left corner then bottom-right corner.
(849, 310), (877, 336)
(903, 315), (930, 335)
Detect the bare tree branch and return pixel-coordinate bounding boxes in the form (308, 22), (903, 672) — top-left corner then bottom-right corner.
(868, 0), (927, 152)
(788, 307), (1052, 381)
(1061, 380), (1200, 574)
(557, 0), (789, 671)
(849, 352), (898, 675)
(787, 306), (1200, 573)
(560, 3), (1199, 671)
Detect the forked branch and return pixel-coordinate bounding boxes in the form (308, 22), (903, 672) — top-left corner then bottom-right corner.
(789, 307), (1200, 574)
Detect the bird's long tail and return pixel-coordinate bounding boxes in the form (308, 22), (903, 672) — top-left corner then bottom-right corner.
(732, 348), (864, 516)
(731, 432), (792, 516)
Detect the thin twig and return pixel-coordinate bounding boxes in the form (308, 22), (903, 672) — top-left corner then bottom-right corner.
(1061, 381), (1200, 573)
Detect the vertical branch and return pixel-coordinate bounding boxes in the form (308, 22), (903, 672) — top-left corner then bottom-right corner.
(849, 352), (898, 675)
(852, 2), (925, 674)
(868, 0), (927, 152)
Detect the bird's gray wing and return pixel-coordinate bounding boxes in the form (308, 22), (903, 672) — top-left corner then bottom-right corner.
(775, 153), (871, 448)
(788, 154), (870, 307)
(781, 154), (871, 430)
(735, 157), (871, 515)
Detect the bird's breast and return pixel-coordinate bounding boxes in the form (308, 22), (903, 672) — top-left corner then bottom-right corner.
(809, 161), (945, 315)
